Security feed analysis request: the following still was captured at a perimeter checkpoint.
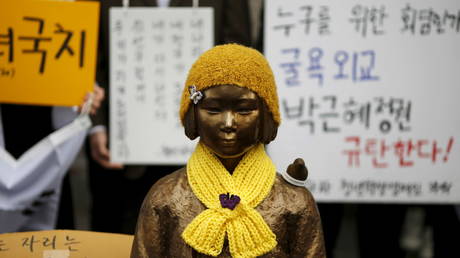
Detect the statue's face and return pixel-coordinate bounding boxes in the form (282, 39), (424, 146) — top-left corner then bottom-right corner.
(196, 84), (260, 158)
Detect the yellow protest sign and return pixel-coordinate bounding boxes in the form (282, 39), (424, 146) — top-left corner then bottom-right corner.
(0, 0), (99, 106)
(0, 230), (133, 258)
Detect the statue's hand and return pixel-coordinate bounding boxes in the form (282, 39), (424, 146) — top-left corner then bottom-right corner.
(286, 158), (308, 181)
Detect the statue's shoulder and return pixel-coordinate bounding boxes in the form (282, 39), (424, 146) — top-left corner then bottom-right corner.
(143, 167), (189, 207)
(273, 173), (317, 209)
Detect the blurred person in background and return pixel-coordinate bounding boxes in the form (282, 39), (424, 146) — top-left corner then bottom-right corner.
(0, 86), (103, 233)
(86, 0), (252, 234)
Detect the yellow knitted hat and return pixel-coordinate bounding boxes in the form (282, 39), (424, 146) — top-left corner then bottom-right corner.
(179, 44), (280, 125)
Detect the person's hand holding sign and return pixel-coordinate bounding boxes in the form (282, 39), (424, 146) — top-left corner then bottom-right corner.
(89, 129), (124, 170)
(78, 84), (105, 115)
(84, 84), (124, 170)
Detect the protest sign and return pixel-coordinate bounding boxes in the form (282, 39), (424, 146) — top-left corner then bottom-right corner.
(0, 0), (99, 106)
(110, 7), (213, 164)
(265, 0), (460, 203)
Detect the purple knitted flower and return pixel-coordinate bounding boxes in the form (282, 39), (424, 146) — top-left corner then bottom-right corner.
(219, 193), (241, 210)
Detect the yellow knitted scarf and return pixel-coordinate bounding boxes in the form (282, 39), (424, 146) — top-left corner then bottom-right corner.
(182, 143), (277, 258)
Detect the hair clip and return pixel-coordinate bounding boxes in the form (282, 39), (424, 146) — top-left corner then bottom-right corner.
(189, 85), (203, 104)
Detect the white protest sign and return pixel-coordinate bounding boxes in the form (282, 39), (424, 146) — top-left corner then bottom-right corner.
(265, 0), (460, 203)
(109, 8), (213, 164)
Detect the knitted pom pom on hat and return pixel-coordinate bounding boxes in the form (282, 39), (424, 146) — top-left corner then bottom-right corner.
(179, 44), (280, 125)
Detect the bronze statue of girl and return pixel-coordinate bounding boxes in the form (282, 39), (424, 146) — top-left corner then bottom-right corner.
(131, 44), (325, 258)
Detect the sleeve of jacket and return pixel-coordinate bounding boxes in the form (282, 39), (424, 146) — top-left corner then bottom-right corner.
(220, 0), (252, 46)
(91, 0), (111, 127)
(131, 197), (162, 258)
